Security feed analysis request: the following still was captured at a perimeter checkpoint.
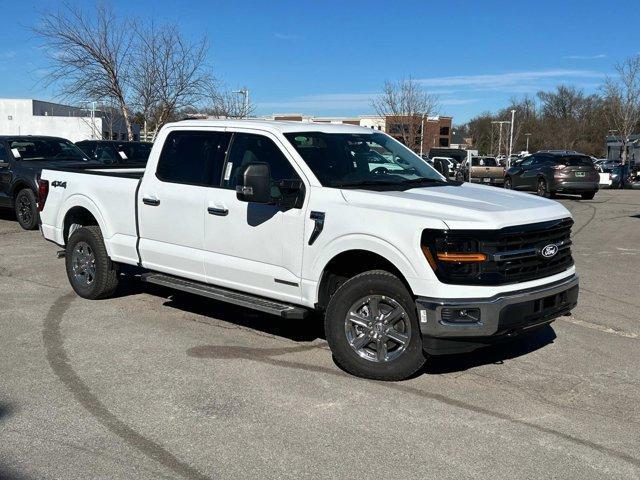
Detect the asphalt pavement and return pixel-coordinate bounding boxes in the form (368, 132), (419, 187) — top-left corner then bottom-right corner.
(0, 190), (639, 480)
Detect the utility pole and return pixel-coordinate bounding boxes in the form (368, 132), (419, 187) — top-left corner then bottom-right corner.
(525, 133), (531, 152)
(508, 109), (515, 168)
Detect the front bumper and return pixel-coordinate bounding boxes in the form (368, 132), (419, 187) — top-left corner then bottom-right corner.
(416, 274), (579, 354)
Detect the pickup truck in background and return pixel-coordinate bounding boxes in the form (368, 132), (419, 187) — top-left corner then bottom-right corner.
(38, 120), (579, 380)
(0, 136), (92, 230)
(456, 156), (505, 186)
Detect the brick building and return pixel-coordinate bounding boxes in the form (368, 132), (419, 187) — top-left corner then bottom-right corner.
(385, 115), (452, 153)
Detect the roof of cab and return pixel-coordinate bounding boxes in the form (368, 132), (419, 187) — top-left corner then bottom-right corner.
(163, 119), (376, 135)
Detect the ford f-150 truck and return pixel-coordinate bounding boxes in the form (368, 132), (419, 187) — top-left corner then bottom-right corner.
(38, 120), (579, 380)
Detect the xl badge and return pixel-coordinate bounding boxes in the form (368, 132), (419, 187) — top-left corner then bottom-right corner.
(541, 244), (558, 259)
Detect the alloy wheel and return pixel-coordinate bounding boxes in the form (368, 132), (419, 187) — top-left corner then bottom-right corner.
(344, 295), (411, 363)
(71, 241), (97, 286)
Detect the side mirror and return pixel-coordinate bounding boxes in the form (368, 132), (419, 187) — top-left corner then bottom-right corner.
(236, 162), (272, 204)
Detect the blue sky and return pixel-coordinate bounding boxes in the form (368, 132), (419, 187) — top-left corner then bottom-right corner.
(0, 0), (636, 123)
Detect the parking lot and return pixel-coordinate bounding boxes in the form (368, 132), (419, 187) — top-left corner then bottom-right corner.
(0, 190), (639, 480)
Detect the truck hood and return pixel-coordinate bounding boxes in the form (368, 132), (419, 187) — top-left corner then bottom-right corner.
(340, 183), (571, 230)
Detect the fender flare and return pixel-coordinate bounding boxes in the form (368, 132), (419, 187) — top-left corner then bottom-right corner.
(57, 194), (110, 250)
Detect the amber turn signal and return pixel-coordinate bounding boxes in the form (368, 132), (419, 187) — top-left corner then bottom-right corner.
(436, 252), (487, 262)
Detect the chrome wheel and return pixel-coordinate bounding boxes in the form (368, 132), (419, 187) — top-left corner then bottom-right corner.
(537, 179), (547, 196)
(71, 241), (97, 286)
(344, 295), (411, 363)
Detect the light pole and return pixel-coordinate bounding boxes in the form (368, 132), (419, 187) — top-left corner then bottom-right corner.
(525, 133), (531, 153)
(491, 120), (510, 158)
(233, 88), (250, 118)
(419, 113), (426, 157)
(508, 109), (515, 168)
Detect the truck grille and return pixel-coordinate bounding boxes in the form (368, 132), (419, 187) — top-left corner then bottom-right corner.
(481, 218), (573, 283)
(423, 218), (574, 286)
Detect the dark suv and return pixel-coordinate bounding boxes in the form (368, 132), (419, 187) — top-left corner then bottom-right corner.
(75, 140), (152, 165)
(0, 136), (93, 229)
(504, 152), (599, 200)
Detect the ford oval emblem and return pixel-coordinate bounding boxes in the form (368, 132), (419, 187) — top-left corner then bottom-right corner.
(541, 244), (559, 258)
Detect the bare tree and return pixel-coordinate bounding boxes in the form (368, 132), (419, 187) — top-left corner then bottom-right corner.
(371, 77), (439, 152)
(603, 55), (640, 164)
(205, 83), (255, 118)
(33, 3), (135, 139)
(139, 24), (212, 140)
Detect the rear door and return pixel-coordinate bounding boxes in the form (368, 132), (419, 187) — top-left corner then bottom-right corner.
(138, 129), (231, 282)
(203, 130), (307, 303)
(0, 141), (13, 207)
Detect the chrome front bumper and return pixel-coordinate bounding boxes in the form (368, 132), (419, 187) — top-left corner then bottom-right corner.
(416, 274), (579, 339)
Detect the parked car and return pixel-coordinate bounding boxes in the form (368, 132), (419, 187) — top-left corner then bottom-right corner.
(0, 136), (92, 229)
(430, 156), (456, 178)
(456, 156), (505, 185)
(75, 140), (153, 165)
(504, 151), (599, 199)
(38, 120), (579, 381)
(597, 159), (622, 173)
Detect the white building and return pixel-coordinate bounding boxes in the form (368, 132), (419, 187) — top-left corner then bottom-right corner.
(263, 113), (386, 131)
(0, 98), (139, 142)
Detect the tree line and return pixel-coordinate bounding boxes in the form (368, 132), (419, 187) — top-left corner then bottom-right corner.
(33, 3), (254, 141)
(461, 56), (640, 160)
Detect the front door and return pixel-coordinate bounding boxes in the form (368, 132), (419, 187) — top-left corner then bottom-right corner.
(138, 129), (231, 282)
(203, 130), (307, 303)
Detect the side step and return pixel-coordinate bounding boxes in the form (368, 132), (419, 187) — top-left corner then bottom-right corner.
(140, 273), (309, 320)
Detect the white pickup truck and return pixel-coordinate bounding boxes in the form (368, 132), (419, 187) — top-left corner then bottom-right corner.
(38, 120), (579, 380)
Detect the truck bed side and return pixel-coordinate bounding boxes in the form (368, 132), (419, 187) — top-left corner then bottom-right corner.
(39, 166), (144, 266)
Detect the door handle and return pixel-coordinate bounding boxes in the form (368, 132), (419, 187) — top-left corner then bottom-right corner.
(207, 206), (229, 216)
(142, 197), (160, 206)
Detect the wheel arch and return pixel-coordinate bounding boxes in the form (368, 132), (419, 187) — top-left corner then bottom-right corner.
(58, 196), (109, 246)
(315, 244), (418, 309)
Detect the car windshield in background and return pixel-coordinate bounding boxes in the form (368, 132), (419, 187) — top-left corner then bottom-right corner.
(284, 132), (445, 189)
(10, 139), (87, 161)
(472, 157), (498, 167)
(559, 156), (593, 167)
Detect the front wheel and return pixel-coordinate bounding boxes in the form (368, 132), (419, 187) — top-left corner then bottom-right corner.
(65, 226), (119, 299)
(504, 177), (512, 189)
(324, 270), (425, 381)
(14, 188), (39, 230)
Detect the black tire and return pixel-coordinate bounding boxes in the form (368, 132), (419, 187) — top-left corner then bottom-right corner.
(455, 172), (464, 182)
(581, 191), (596, 200)
(504, 177), (512, 189)
(537, 178), (551, 198)
(65, 226), (119, 299)
(324, 270), (425, 381)
(14, 188), (39, 230)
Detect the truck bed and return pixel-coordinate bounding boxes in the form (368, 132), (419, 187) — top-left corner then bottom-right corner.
(39, 164), (143, 266)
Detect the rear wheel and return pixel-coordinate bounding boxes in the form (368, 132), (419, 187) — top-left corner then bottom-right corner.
(324, 270), (425, 381)
(14, 188), (38, 230)
(537, 178), (552, 198)
(65, 226), (119, 299)
(581, 191), (596, 200)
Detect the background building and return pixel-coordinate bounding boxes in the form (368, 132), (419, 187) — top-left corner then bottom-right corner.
(605, 134), (640, 162)
(385, 115), (452, 153)
(0, 98), (139, 141)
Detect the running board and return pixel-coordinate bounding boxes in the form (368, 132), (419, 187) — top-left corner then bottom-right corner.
(140, 273), (309, 319)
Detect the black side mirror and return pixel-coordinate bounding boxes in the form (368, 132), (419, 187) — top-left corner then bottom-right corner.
(236, 162), (272, 204)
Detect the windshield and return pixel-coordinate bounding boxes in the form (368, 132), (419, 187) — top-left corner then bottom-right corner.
(10, 139), (88, 161)
(284, 132), (445, 189)
(472, 157), (498, 167)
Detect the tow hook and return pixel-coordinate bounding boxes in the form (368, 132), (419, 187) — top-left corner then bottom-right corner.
(56, 250), (66, 259)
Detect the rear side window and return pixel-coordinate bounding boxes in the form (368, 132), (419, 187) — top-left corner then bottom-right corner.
(223, 133), (299, 189)
(156, 131), (231, 186)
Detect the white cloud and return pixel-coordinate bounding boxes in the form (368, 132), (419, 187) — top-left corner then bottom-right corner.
(416, 69), (606, 91)
(563, 54), (607, 60)
(0, 51), (16, 61)
(274, 33), (304, 41)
